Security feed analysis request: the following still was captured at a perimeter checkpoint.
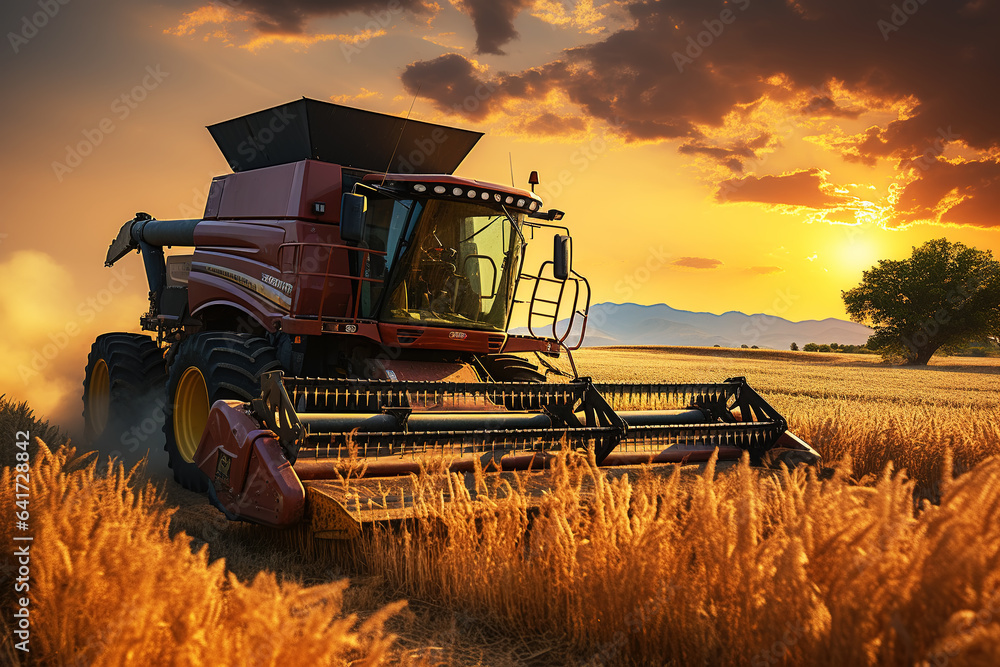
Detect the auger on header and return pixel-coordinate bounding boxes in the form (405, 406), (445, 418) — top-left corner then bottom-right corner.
(83, 97), (819, 537)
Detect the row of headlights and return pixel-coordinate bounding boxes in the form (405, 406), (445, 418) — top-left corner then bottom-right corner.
(410, 182), (540, 212)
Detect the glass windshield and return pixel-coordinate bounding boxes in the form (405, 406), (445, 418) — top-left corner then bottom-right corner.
(356, 195), (523, 331)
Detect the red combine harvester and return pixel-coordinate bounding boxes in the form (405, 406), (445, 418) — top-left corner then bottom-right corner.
(83, 98), (818, 538)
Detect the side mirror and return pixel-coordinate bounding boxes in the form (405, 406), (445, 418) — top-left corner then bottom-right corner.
(553, 235), (571, 281)
(340, 193), (367, 243)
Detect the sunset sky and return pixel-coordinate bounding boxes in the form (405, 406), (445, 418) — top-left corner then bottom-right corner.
(2, 0), (999, 422)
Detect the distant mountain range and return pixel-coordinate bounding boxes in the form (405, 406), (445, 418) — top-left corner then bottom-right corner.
(512, 302), (873, 349)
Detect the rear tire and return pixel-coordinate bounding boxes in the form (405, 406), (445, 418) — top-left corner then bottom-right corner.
(82, 333), (167, 443)
(164, 333), (281, 492)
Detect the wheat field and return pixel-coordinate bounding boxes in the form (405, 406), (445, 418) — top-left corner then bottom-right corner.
(2, 347), (1000, 665)
(575, 347), (1000, 500)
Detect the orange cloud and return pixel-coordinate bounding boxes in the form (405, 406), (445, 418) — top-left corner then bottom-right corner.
(243, 29), (385, 51)
(717, 169), (844, 209)
(672, 257), (723, 270)
(531, 0), (611, 32)
(421, 31), (465, 49)
(164, 5), (242, 38)
(893, 159), (1000, 229)
(329, 88), (383, 105)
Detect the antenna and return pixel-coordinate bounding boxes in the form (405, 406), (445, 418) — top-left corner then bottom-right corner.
(508, 152), (515, 187)
(381, 85), (421, 186)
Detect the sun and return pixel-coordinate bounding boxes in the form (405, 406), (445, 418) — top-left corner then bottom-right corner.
(834, 230), (883, 274)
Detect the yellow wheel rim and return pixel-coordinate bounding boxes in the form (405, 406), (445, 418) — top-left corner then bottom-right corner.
(174, 366), (210, 463)
(87, 359), (110, 435)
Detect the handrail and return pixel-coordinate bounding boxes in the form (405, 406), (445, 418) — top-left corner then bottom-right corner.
(278, 242), (387, 322)
(524, 261), (590, 350)
(563, 269), (591, 351)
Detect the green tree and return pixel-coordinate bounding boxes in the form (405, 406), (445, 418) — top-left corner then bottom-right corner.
(803, 343), (819, 352)
(842, 239), (1000, 365)
(790, 342), (799, 351)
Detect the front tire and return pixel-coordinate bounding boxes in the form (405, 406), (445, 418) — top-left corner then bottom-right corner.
(478, 354), (545, 410)
(479, 354), (546, 383)
(82, 333), (166, 442)
(164, 333), (281, 491)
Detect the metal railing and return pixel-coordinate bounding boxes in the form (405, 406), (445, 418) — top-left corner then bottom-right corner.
(278, 242), (387, 322)
(521, 260), (591, 350)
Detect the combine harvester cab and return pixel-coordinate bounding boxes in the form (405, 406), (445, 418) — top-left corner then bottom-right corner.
(85, 98), (819, 539)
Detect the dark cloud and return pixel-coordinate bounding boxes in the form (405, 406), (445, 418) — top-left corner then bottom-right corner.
(181, 0), (531, 53)
(403, 0), (1000, 227)
(679, 134), (772, 172)
(401, 54), (567, 121)
(400, 53), (502, 121)
(566, 0), (998, 154)
(717, 169), (842, 208)
(517, 112), (589, 137)
(799, 95), (863, 119)
(456, 0), (533, 55)
(222, 0), (438, 34)
(673, 257), (723, 270)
